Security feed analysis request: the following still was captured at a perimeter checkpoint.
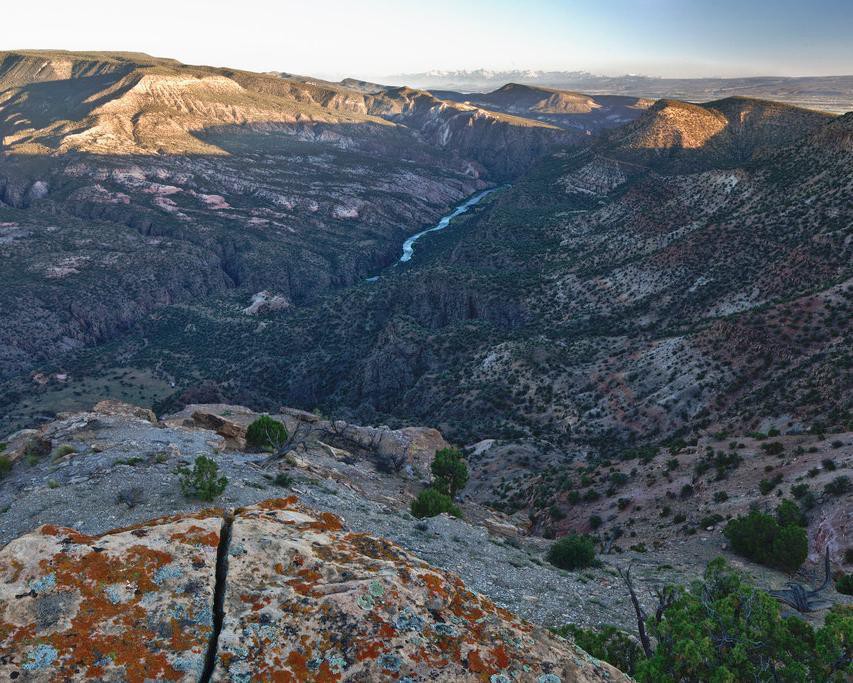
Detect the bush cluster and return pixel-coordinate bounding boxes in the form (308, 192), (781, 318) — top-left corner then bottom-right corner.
(557, 559), (853, 682)
(723, 508), (807, 572)
(410, 447), (469, 519)
(637, 559), (852, 682)
(547, 534), (596, 570)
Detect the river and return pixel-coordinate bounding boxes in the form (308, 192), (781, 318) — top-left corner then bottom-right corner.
(364, 186), (502, 282)
(399, 187), (501, 263)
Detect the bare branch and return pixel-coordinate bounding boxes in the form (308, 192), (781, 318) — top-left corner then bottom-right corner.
(618, 563), (654, 658)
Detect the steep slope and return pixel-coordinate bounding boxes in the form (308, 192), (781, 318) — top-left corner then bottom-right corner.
(0, 60), (390, 156)
(0, 51), (574, 176)
(600, 96), (834, 170)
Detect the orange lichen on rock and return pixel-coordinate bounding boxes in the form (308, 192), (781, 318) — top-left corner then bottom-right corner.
(170, 525), (220, 547)
(1, 497), (630, 682)
(211, 498), (631, 682)
(0, 515), (222, 682)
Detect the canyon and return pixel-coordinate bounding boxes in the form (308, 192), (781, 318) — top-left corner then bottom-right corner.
(1, 48), (851, 681)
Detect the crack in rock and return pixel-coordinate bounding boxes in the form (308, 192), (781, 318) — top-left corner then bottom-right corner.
(200, 510), (233, 683)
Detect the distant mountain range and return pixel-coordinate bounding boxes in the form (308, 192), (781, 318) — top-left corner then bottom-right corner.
(386, 70), (853, 113)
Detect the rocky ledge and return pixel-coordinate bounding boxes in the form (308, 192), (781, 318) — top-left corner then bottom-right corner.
(0, 497), (627, 682)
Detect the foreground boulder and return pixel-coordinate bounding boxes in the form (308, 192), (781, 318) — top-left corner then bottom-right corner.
(0, 497), (628, 682)
(0, 510), (222, 681)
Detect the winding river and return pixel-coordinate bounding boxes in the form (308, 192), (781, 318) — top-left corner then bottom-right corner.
(398, 187), (501, 263)
(364, 186), (503, 282)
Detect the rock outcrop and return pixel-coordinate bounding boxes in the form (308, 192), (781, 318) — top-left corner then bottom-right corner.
(0, 497), (629, 682)
(165, 404), (449, 477)
(92, 399), (158, 424)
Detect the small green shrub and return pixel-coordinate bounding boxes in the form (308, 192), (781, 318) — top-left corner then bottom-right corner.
(53, 444), (76, 458)
(776, 499), (806, 527)
(24, 439), (50, 465)
(824, 476), (850, 497)
(116, 456), (144, 466)
(791, 483), (811, 499)
(836, 573), (853, 596)
(553, 624), (643, 676)
(177, 455), (227, 501)
(431, 447), (469, 499)
(761, 441), (785, 456)
(583, 488), (601, 502)
(0, 455), (11, 479)
(547, 534), (596, 570)
(410, 488), (461, 519)
(550, 504), (567, 520)
(700, 514), (724, 528)
(246, 415), (288, 451)
(272, 473), (293, 488)
(759, 474), (783, 495)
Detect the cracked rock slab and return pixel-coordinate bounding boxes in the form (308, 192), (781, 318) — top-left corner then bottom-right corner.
(214, 497), (627, 682)
(0, 496), (630, 682)
(0, 510), (223, 681)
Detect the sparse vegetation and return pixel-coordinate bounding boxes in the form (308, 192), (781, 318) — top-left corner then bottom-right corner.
(430, 447), (469, 499)
(177, 455), (228, 501)
(410, 488), (461, 519)
(246, 415), (288, 451)
(547, 534), (596, 570)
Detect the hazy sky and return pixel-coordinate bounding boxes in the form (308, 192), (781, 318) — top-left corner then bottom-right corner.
(6, 0), (853, 79)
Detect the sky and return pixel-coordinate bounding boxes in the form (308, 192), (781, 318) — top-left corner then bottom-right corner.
(5, 0), (853, 80)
